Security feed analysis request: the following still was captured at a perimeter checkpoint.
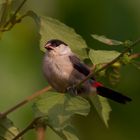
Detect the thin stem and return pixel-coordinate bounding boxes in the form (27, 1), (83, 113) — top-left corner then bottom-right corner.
(75, 38), (140, 88)
(36, 125), (46, 140)
(0, 100), (27, 118)
(130, 53), (140, 59)
(34, 117), (47, 140)
(13, 0), (27, 17)
(95, 38), (140, 72)
(1, 86), (51, 118)
(12, 117), (40, 140)
(0, 11), (29, 32)
(27, 86), (51, 101)
(0, 0), (11, 26)
(3, 0), (28, 28)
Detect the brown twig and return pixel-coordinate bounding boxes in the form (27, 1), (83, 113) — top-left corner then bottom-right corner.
(130, 53), (140, 59)
(0, 86), (51, 118)
(34, 117), (47, 140)
(75, 38), (140, 88)
(3, 0), (28, 28)
(36, 125), (46, 140)
(12, 117), (40, 140)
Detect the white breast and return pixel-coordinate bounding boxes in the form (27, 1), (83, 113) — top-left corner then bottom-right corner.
(43, 54), (74, 92)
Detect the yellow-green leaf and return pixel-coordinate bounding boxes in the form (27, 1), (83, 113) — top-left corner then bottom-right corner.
(62, 125), (79, 140)
(33, 92), (90, 130)
(28, 11), (88, 59)
(89, 95), (112, 127)
(92, 34), (123, 46)
(33, 92), (90, 140)
(39, 16), (88, 59)
(0, 117), (21, 140)
(89, 49), (120, 64)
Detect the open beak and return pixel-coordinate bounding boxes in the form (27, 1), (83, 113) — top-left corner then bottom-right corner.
(45, 43), (54, 50)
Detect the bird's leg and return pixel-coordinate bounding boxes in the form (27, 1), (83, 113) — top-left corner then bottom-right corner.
(66, 85), (78, 96)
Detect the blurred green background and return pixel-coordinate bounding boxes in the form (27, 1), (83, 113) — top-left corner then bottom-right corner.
(0, 0), (140, 139)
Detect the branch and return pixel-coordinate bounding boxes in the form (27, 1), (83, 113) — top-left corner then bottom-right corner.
(0, 11), (29, 32)
(0, 0), (11, 26)
(3, 0), (28, 28)
(0, 86), (51, 118)
(12, 117), (40, 140)
(130, 53), (140, 59)
(36, 124), (46, 140)
(75, 38), (140, 88)
(34, 117), (47, 140)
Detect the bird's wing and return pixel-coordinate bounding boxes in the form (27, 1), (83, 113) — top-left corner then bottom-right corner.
(69, 55), (90, 76)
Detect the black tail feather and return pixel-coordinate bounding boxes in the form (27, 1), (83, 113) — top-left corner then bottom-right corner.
(96, 86), (132, 104)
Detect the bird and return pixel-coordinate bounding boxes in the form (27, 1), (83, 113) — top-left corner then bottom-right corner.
(43, 39), (132, 104)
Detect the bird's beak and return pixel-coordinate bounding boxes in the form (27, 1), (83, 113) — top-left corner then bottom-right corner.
(45, 43), (54, 50)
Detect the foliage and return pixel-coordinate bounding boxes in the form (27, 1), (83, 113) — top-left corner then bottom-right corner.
(0, 0), (139, 140)
(89, 96), (112, 127)
(38, 16), (88, 60)
(89, 49), (120, 65)
(91, 34), (123, 46)
(33, 92), (90, 140)
(0, 116), (21, 140)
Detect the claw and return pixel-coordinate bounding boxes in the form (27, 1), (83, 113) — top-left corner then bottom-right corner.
(66, 86), (78, 96)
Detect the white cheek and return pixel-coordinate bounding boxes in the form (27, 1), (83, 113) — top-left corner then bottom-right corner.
(61, 49), (68, 54)
(60, 47), (71, 55)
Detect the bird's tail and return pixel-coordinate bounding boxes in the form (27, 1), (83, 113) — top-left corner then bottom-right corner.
(92, 82), (132, 104)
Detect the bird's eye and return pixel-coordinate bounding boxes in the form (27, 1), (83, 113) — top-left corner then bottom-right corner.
(51, 42), (62, 47)
(46, 39), (68, 48)
(52, 42), (59, 47)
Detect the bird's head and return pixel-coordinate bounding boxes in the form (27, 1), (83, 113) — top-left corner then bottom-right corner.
(44, 39), (71, 56)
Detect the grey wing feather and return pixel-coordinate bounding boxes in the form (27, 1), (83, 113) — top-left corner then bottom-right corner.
(69, 55), (90, 76)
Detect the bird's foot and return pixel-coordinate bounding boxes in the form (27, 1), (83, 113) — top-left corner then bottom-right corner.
(66, 86), (78, 96)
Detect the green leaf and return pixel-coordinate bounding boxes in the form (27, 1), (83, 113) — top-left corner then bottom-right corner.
(33, 92), (90, 132)
(91, 34), (123, 46)
(121, 53), (131, 65)
(29, 11), (88, 59)
(106, 64), (121, 85)
(89, 49), (120, 64)
(33, 92), (90, 128)
(0, 116), (21, 140)
(28, 11), (88, 59)
(48, 124), (79, 140)
(89, 95), (112, 127)
(62, 125), (79, 140)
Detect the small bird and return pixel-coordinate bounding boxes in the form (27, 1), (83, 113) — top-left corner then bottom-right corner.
(43, 39), (132, 104)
